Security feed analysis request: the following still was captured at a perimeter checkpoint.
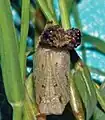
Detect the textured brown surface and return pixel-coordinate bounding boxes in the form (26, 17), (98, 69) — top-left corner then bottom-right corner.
(34, 46), (70, 115)
(39, 22), (81, 50)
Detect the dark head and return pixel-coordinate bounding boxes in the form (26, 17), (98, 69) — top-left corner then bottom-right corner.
(39, 22), (81, 50)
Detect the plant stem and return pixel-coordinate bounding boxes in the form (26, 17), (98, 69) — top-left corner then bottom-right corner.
(13, 105), (23, 120)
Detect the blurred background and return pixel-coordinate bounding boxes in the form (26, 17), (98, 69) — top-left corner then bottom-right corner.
(0, 0), (105, 119)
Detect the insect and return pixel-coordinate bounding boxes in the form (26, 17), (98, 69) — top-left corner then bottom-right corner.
(33, 21), (81, 116)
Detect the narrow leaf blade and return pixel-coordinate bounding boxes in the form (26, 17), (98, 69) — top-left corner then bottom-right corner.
(0, 0), (24, 102)
(19, 0), (30, 80)
(82, 33), (105, 54)
(36, 0), (57, 24)
(73, 60), (97, 120)
(59, 0), (72, 29)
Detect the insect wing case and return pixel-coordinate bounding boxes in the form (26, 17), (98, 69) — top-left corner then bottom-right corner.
(35, 46), (70, 115)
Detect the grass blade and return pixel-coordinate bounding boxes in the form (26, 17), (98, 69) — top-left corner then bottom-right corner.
(69, 72), (85, 120)
(89, 67), (105, 77)
(72, 1), (82, 29)
(73, 60), (97, 120)
(23, 74), (37, 120)
(59, 0), (73, 29)
(93, 105), (105, 120)
(46, 0), (55, 16)
(94, 81), (105, 112)
(94, 85), (105, 112)
(0, 0), (24, 120)
(19, 0), (30, 80)
(36, 0), (57, 24)
(82, 33), (105, 54)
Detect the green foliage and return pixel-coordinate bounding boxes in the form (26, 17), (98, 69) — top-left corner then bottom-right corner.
(46, 0), (55, 16)
(0, 0), (24, 120)
(93, 82), (105, 120)
(82, 33), (105, 54)
(72, 1), (82, 30)
(93, 106), (105, 120)
(69, 72), (85, 120)
(73, 62), (97, 120)
(59, 0), (72, 29)
(23, 74), (37, 120)
(0, 0), (105, 120)
(36, 0), (57, 24)
(19, 0), (30, 80)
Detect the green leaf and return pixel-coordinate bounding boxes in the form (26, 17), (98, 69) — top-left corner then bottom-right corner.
(94, 81), (105, 113)
(72, 1), (82, 30)
(73, 61), (97, 120)
(0, 0), (24, 104)
(19, 0), (30, 80)
(59, 0), (73, 29)
(46, 0), (55, 16)
(79, 46), (105, 57)
(89, 66), (105, 77)
(94, 85), (105, 112)
(66, 0), (74, 13)
(82, 33), (105, 54)
(69, 72), (85, 120)
(0, 0), (24, 120)
(25, 74), (36, 104)
(92, 81), (105, 119)
(36, 0), (57, 24)
(93, 105), (105, 120)
(23, 74), (37, 120)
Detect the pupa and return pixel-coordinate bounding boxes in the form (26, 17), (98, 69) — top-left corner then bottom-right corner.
(33, 21), (81, 115)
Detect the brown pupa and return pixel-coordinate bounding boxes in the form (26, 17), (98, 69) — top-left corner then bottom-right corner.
(33, 22), (81, 115)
